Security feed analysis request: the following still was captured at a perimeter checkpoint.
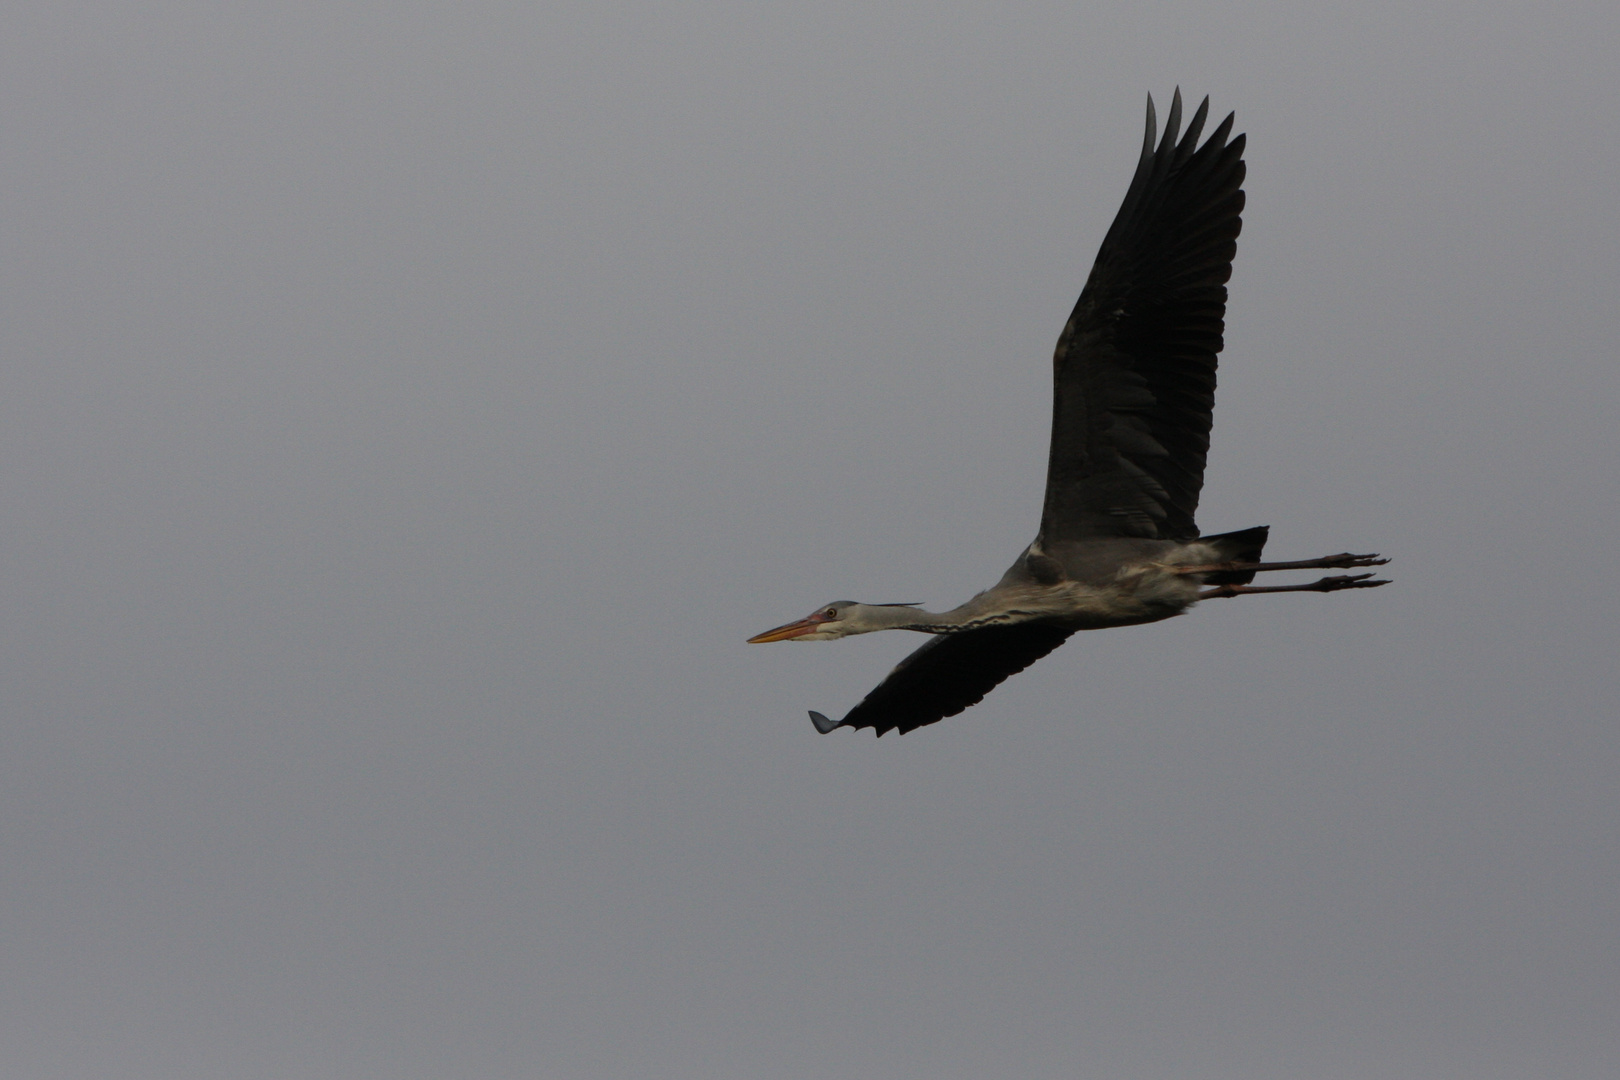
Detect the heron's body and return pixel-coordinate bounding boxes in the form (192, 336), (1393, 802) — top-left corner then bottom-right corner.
(899, 532), (1263, 634)
(750, 92), (1387, 736)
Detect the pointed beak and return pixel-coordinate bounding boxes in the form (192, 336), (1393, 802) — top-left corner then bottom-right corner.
(747, 616), (825, 643)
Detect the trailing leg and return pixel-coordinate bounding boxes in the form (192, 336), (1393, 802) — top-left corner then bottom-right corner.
(1178, 552), (1387, 577)
(1199, 572), (1390, 600)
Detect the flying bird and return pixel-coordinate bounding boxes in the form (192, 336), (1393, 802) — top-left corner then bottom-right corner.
(749, 91), (1388, 737)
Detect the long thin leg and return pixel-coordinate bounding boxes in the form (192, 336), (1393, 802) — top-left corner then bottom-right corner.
(1199, 573), (1390, 600)
(1176, 552), (1388, 576)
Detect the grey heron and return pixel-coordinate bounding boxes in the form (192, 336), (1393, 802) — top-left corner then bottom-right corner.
(749, 91), (1388, 737)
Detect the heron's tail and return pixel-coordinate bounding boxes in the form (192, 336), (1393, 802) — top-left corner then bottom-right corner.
(1198, 526), (1270, 584)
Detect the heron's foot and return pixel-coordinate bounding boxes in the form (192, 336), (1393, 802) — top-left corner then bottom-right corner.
(1315, 552), (1388, 569)
(1199, 572), (1391, 600)
(1177, 552), (1388, 576)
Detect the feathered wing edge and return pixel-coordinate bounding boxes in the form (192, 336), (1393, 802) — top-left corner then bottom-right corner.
(812, 623), (1077, 737)
(1039, 90), (1246, 543)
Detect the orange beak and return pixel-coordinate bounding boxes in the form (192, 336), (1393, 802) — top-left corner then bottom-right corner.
(747, 614), (828, 643)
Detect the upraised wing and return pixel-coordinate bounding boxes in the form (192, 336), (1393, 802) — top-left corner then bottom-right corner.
(1039, 90), (1246, 543)
(812, 623), (1077, 737)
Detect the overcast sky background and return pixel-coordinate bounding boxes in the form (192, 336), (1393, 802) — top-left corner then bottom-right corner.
(1, 3), (1616, 1078)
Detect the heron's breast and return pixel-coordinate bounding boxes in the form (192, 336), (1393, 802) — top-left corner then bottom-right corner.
(1049, 568), (1201, 630)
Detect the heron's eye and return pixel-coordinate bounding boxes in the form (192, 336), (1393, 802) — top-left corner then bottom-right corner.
(823, 608), (838, 620)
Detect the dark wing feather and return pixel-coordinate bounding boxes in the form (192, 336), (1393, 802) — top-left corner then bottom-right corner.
(823, 623), (1076, 737)
(1039, 90), (1246, 542)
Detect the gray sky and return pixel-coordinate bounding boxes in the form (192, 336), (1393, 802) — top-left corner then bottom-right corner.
(1, 2), (1617, 1078)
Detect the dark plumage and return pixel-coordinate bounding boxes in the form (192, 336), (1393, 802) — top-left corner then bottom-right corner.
(1040, 92), (1244, 543)
(817, 623), (1077, 737)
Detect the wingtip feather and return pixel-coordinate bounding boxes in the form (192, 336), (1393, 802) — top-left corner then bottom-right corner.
(809, 711), (843, 734)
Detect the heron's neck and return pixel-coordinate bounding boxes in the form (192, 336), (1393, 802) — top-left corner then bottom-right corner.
(861, 600), (1010, 635)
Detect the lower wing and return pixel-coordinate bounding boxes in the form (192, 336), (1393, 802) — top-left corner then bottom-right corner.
(813, 622), (1076, 737)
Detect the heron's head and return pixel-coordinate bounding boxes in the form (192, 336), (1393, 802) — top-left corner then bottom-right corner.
(747, 601), (917, 642)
